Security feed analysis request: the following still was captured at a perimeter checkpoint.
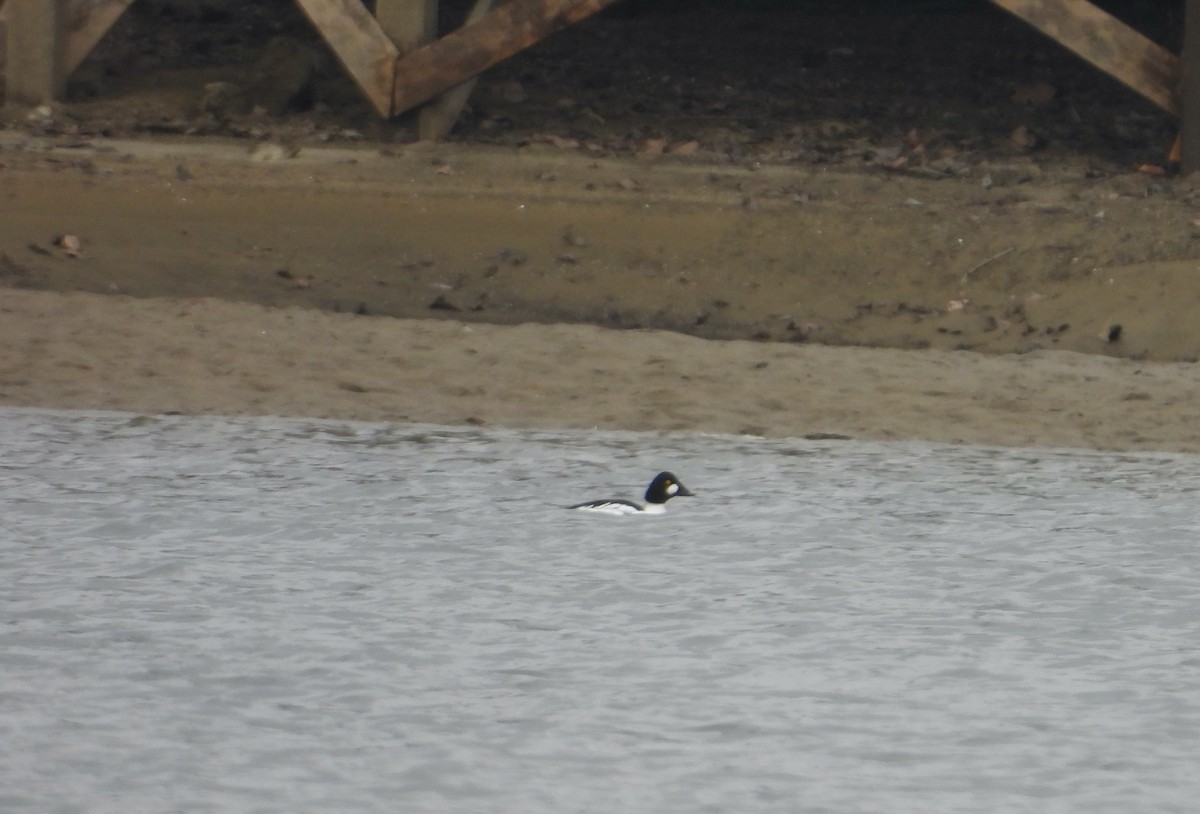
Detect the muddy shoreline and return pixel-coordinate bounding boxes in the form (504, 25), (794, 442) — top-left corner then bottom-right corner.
(3, 133), (1200, 453)
(5, 133), (1200, 361)
(4, 2), (1200, 450)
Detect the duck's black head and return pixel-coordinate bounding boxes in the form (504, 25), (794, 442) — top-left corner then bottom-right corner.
(644, 471), (695, 505)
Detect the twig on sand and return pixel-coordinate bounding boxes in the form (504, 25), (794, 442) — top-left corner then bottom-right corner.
(960, 247), (1015, 285)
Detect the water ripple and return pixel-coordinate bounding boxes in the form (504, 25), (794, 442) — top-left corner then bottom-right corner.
(2, 408), (1199, 813)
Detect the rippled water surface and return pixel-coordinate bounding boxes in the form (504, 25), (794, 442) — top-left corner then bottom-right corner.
(3, 407), (1199, 813)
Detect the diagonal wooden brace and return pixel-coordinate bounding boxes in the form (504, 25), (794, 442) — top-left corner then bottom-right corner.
(391, 0), (626, 117)
(293, 0), (400, 117)
(990, 0), (1180, 115)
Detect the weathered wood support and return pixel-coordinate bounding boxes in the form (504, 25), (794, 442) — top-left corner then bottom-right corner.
(1184, 0), (1200, 171)
(4, 0), (66, 104)
(392, 0), (625, 117)
(2, 0), (135, 106)
(374, 0), (439, 136)
(419, 0), (495, 140)
(989, 0), (1180, 115)
(1, 0), (1193, 161)
(293, 0), (399, 117)
(374, 0), (436, 53)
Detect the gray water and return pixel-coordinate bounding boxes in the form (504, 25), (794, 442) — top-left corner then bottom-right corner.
(2, 407), (1199, 814)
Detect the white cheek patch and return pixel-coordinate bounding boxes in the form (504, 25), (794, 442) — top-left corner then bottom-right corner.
(666, 483), (679, 496)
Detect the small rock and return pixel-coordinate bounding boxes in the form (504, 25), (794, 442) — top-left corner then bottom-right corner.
(1010, 125), (1042, 152)
(636, 138), (668, 160)
(1011, 82), (1057, 105)
(249, 143), (298, 162)
(55, 234), (81, 257)
(498, 248), (527, 266)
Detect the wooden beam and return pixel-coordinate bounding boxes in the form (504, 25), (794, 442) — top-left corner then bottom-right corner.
(62, 0), (136, 76)
(419, 0), (495, 140)
(4, 0), (65, 104)
(392, 0), (625, 117)
(989, 0), (1180, 115)
(293, 0), (400, 117)
(1184, 0), (1200, 171)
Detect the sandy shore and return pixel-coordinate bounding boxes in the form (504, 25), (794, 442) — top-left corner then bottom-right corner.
(4, 287), (1200, 453)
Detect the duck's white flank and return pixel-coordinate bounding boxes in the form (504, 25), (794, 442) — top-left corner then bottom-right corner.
(568, 472), (694, 515)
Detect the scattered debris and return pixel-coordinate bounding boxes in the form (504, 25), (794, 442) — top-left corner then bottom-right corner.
(0, 253), (32, 279)
(562, 227), (588, 248)
(199, 81), (248, 117)
(1009, 125), (1041, 153)
(539, 134), (580, 150)
(1011, 82), (1057, 105)
(248, 142), (298, 162)
(636, 138), (668, 160)
(276, 269), (313, 289)
(498, 248), (527, 266)
(960, 247), (1016, 284)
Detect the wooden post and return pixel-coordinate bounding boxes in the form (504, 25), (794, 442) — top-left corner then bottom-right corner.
(392, 0), (625, 117)
(1184, 0), (1200, 172)
(375, 0), (439, 135)
(4, 0), (66, 105)
(375, 0), (437, 53)
(420, 0), (494, 140)
(989, 0), (1180, 115)
(1, 0), (135, 95)
(293, 0), (399, 117)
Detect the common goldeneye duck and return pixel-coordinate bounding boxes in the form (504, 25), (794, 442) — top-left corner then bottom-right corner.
(568, 471), (695, 515)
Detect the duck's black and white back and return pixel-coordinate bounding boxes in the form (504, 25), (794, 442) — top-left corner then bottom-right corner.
(569, 471), (694, 515)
